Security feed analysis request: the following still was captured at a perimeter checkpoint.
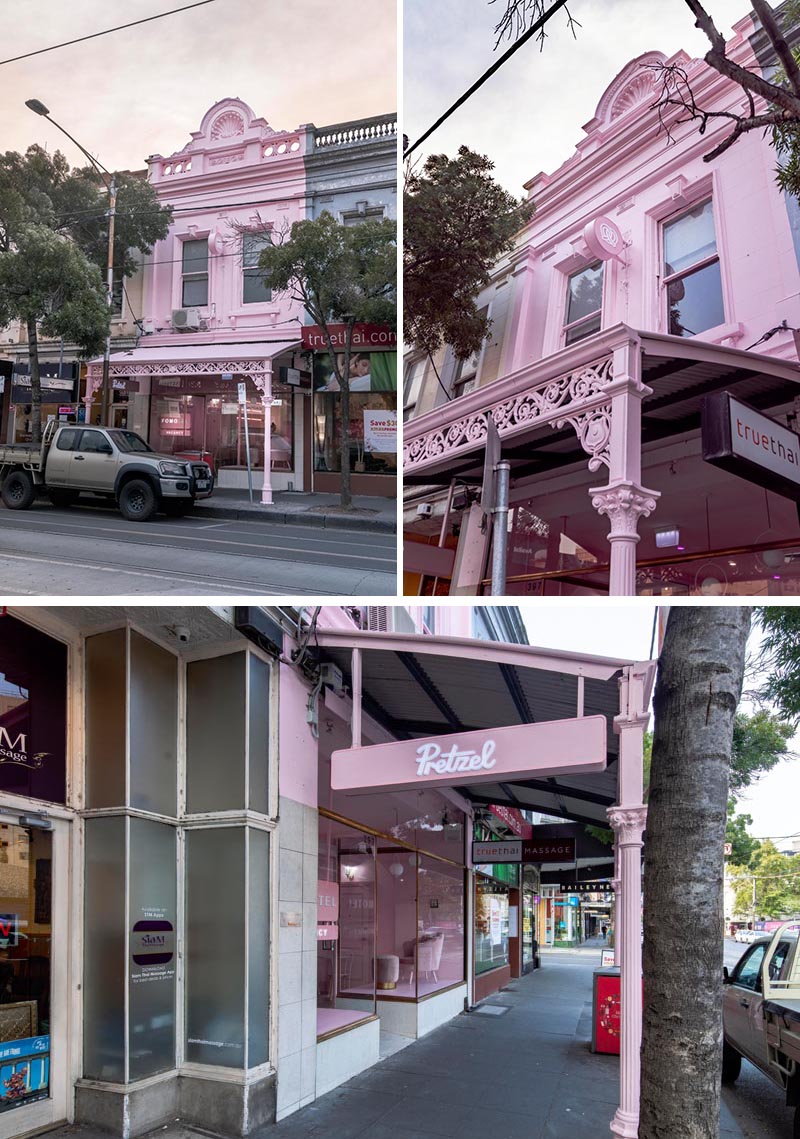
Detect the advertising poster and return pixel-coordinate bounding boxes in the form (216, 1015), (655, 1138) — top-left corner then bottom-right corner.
(313, 350), (397, 393)
(0, 1036), (50, 1113)
(490, 897), (502, 945)
(363, 410), (397, 453)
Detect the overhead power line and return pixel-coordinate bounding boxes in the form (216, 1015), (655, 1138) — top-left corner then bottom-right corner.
(0, 0), (218, 67)
(404, 0), (572, 158)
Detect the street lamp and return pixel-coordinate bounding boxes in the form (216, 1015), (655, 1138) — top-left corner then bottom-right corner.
(25, 99), (117, 426)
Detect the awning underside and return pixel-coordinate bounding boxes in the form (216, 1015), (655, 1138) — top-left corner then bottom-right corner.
(405, 337), (800, 486)
(317, 644), (626, 827)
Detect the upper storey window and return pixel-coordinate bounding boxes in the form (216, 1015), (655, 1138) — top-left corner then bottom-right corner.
(662, 199), (724, 337)
(564, 263), (604, 345)
(242, 233), (273, 304)
(182, 239), (209, 307)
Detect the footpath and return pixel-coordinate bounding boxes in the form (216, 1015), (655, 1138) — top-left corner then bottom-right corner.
(41, 945), (752, 1139)
(264, 943), (746, 1139)
(192, 488), (395, 533)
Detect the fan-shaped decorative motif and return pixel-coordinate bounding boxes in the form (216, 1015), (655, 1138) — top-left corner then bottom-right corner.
(210, 111), (245, 139)
(610, 72), (657, 120)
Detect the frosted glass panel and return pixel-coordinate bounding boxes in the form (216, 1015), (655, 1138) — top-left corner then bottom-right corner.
(185, 828), (246, 1067)
(187, 654), (246, 812)
(85, 629), (126, 808)
(247, 828), (269, 1067)
(248, 656), (270, 815)
(83, 817), (126, 1080)
(130, 633), (178, 815)
(129, 818), (177, 1080)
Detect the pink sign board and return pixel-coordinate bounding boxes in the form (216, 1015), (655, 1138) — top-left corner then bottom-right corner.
(583, 216), (624, 262)
(318, 881), (339, 941)
(490, 804), (531, 837)
(331, 716), (608, 793)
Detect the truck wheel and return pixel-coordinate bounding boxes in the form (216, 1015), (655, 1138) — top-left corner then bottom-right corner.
(722, 1040), (741, 1084)
(49, 489), (79, 509)
(118, 479), (157, 522)
(163, 500), (191, 518)
(1, 470), (36, 510)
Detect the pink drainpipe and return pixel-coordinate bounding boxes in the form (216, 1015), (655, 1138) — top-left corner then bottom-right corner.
(608, 665), (649, 1137)
(258, 360), (273, 505)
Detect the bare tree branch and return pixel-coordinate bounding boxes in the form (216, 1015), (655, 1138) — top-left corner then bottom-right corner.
(491, 0), (580, 49)
(751, 0), (800, 98)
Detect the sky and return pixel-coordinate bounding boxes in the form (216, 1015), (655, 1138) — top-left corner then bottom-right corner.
(405, 0), (755, 193)
(0, 0), (396, 173)
(519, 604), (800, 847)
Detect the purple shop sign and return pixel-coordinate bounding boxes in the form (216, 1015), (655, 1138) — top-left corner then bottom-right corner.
(0, 616), (67, 804)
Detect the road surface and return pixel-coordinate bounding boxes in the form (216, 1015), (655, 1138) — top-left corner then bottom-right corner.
(0, 501), (396, 595)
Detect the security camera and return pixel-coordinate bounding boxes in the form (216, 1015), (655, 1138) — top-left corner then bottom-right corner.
(174, 625), (191, 644)
(416, 502), (433, 518)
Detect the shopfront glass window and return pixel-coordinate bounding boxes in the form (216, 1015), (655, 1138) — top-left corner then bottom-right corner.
(564, 263), (604, 345)
(0, 617), (67, 806)
(0, 824), (52, 1112)
(83, 817), (126, 1081)
(417, 856), (465, 995)
(185, 828), (246, 1068)
(242, 233), (272, 304)
(663, 199), (724, 337)
(475, 875), (512, 975)
(129, 632), (178, 816)
(317, 818), (375, 1038)
(314, 351), (397, 476)
(181, 239), (208, 307)
(128, 818), (177, 1080)
(187, 653), (246, 814)
(149, 380), (293, 472)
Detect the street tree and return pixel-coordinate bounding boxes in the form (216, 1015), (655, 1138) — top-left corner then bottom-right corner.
(0, 145), (171, 438)
(726, 800), (761, 867)
(640, 606), (751, 1139)
(0, 226), (108, 442)
(730, 707), (795, 792)
(757, 606), (800, 720)
(730, 841), (800, 919)
(259, 211), (396, 509)
(404, 147), (533, 361)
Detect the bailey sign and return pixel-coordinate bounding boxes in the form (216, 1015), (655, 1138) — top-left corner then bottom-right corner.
(331, 716), (607, 793)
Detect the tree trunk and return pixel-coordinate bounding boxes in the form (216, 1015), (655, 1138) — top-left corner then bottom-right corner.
(639, 607), (751, 1139)
(27, 318), (42, 445)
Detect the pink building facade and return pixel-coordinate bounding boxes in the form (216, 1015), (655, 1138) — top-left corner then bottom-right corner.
(404, 12), (800, 596)
(84, 100), (397, 501)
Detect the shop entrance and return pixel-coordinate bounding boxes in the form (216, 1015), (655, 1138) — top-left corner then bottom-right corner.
(0, 816), (70, 1139)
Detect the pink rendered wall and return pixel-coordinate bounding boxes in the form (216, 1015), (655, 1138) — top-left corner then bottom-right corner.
(142, 98), (308, 343)
(492, 16), (800, 377)
(279, 660), (318, 807)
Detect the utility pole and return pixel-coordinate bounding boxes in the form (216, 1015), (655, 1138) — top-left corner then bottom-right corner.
(100, 175), (117, 426)
(752, 874), (757, 931)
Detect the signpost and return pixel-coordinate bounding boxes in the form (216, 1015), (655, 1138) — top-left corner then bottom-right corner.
(238, 381), (253, 504)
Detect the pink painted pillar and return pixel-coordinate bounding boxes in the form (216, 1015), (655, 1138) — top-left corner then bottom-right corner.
(260, 361), (273, 505)
(84, 366), (102, 423)
(589, 337), (660, 596)
(607, 665), (649, 1138)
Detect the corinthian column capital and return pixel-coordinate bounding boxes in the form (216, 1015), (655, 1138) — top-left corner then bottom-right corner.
(607, 805), (647, 845)
(590, 480), (660, 538)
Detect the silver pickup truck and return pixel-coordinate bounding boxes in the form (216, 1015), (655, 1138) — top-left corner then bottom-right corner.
(0, 420), (214, 521)
(723, 921), (800, 1136)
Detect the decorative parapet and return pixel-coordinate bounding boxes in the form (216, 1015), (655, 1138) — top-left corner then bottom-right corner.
(85, 358), (275, 382)
(313, 114), (397, 149)
(403, 354), (614, 474)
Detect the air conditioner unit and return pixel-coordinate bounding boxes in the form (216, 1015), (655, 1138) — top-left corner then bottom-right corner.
(363, 607), (417, 634)
(172, 308), (201, 331)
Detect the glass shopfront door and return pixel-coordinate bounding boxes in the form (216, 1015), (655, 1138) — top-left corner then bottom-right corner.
(0, 817), (69, 1139)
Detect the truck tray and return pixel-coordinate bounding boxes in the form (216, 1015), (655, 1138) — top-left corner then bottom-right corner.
(764, 999), (800, 1076)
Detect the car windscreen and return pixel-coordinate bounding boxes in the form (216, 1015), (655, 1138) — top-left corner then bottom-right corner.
(107, 430), (153, 453)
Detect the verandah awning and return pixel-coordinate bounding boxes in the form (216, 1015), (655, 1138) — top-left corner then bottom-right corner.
(404, 323), (800, 486)
(85, 339), (302, 381)
(313, 628), (656, 827)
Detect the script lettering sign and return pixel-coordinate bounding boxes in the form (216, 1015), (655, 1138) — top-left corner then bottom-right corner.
(331, 716), (607, 793)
